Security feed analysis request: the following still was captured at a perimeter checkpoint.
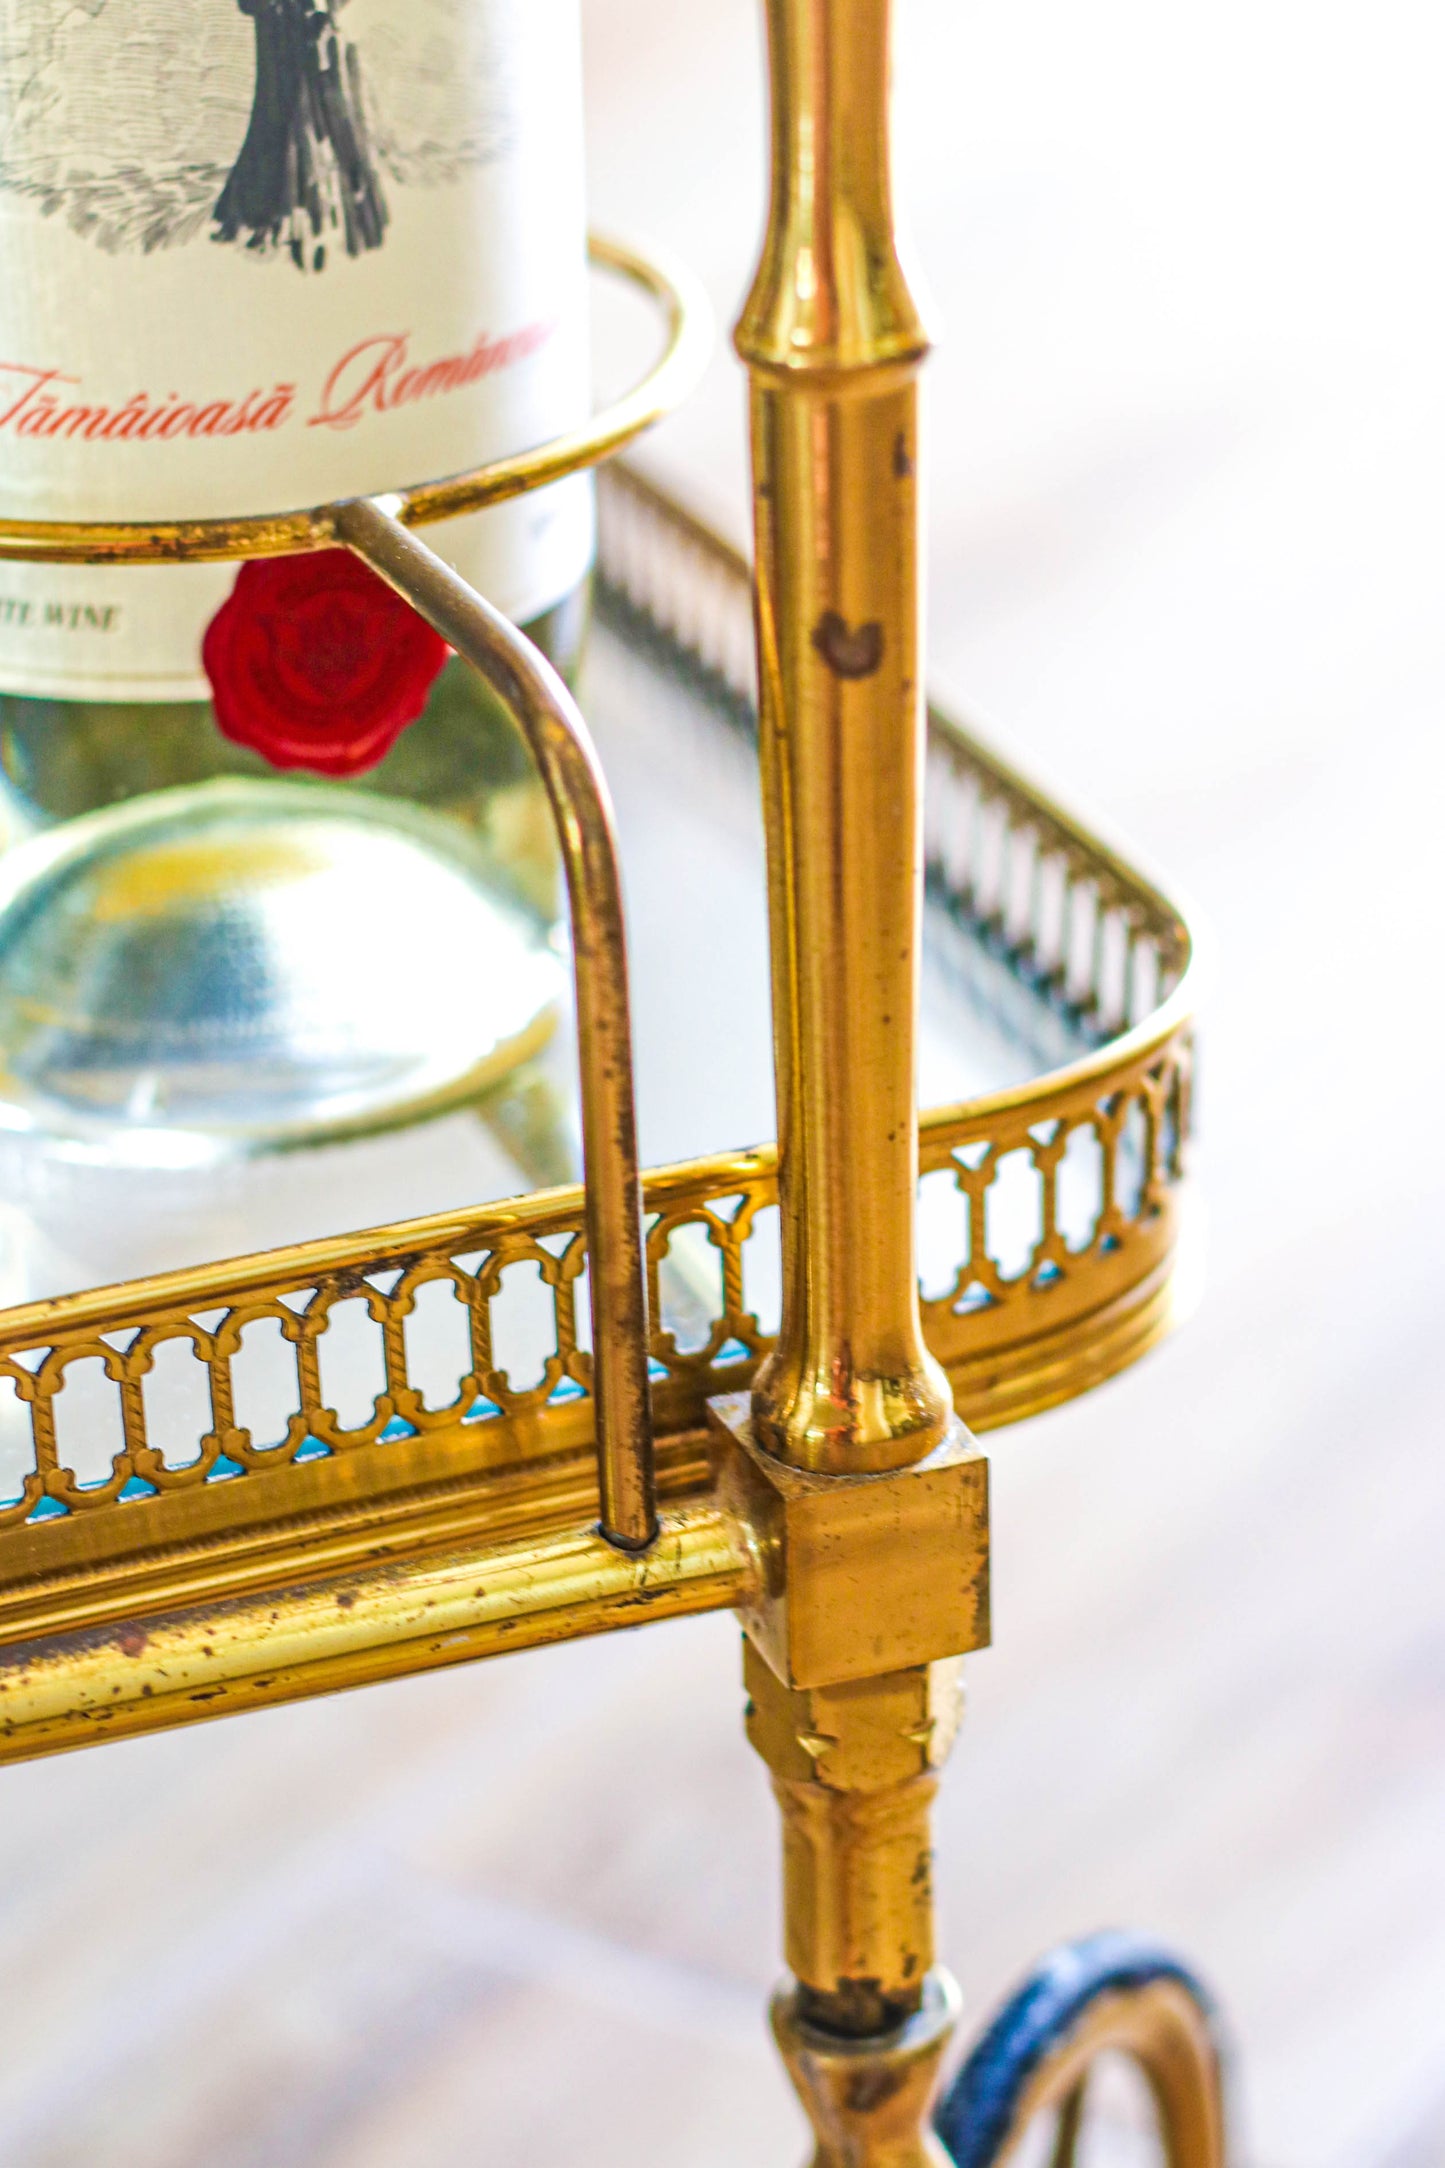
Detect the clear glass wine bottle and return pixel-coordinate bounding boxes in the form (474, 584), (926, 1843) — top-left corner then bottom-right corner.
(0, 0), (591, 1159)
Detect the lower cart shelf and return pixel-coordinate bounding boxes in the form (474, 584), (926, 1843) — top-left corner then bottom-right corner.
(0, 464), (1197, 1758)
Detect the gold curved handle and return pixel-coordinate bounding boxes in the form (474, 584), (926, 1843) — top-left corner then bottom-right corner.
(334, 497), (656, 1552)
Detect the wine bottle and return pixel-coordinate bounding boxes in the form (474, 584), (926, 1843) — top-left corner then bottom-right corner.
(0, 0), (591, 1155)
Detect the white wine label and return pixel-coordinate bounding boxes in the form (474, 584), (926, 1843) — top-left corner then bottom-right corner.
(0, 0), (593, 700)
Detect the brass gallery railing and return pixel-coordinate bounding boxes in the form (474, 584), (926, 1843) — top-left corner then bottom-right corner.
(0, 465), (1194, 1729)
(601, 467), (1196, 1427)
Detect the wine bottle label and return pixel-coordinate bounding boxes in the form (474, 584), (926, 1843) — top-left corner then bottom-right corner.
(0, 0), (593, 701)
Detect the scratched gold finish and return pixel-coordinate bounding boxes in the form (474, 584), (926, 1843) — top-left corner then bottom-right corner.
(0, 0), (1210, 2154)
(745, 1642), (965, 2031)
(0, 1504), (749, 1764)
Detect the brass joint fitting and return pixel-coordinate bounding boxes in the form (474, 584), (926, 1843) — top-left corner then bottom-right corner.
(772, 1967), (961, 2168)
(711, 1393), (990, 1690)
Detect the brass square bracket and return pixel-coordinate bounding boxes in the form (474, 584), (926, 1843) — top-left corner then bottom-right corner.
(709, 1393), (991, 1689)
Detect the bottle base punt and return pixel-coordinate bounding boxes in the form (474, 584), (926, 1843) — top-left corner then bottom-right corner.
(0, 778), (565, 1164)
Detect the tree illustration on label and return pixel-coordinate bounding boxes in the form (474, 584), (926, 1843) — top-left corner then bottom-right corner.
(213, 0), (388, 271)
(0, 0), (503, 261)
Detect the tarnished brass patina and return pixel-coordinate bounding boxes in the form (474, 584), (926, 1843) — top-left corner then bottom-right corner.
(0, 1503), (750, 1762)
(745, 1642), (965, 2031)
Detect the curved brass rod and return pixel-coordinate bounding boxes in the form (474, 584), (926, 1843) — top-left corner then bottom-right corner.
(0, 232), (711, 566)
(332, 496), (656, 1553)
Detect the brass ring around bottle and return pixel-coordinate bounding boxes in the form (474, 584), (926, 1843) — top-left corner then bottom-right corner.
(0, 231), (712, 566)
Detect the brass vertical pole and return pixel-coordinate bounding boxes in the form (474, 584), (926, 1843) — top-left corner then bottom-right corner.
(738, 0), (952, 1480)
(731, 2), (979, 2160)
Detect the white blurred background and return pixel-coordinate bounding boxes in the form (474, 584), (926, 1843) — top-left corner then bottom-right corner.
(0, 5), (1440, 2165)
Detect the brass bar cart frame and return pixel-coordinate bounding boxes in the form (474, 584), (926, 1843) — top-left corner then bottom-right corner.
(0, 14), (1222, 2167)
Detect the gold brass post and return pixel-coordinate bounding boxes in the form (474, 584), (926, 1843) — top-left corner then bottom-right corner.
(737, 0), (953, 1479)
(730, 0), (982, 2153)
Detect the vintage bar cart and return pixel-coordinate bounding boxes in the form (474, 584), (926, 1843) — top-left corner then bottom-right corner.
(0, 4), (1224, 2162)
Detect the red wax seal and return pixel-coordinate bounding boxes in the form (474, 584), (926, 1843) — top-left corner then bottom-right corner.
(202, 550), (449, 779)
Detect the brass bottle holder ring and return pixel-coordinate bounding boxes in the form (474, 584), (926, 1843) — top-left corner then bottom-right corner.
(0, 232), (712, 564)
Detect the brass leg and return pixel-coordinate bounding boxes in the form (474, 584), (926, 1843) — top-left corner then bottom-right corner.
(731, 0), (986, 2154)
(746, 1642), (964, 2165)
